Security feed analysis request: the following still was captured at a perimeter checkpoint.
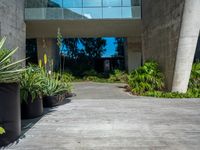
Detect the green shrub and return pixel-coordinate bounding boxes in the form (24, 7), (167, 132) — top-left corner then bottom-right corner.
(0, 127), (5, 135)
(128, 60), (165, 95)
(83, 76), (100, 81)
(83, 69), (98, 77)
(144, 90), (200, 98)
(188, 62), (200, 93)
(82, 69), (107, 82)
(108, 69), (128, 83)
(141, 62), (200, 98)
(60, 72), (75, 82)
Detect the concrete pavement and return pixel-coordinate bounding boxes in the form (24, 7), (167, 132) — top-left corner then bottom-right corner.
(4, 82), (200, 150)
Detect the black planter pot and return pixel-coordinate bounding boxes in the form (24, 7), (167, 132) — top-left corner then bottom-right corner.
(43, 95), (60, 108)
(21, 97), (43, 119)
(43, 92), (71, 108)
(65, 92), (73, 98)
(0, 83), (21, 147)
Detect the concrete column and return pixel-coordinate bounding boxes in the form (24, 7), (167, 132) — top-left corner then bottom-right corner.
(37, 38), (60, 70)
(125, 37), (142, 73)
(172, 0), (200, 93)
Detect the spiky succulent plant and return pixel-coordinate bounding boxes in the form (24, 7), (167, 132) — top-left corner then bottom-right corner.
(0, 37), (26, 83)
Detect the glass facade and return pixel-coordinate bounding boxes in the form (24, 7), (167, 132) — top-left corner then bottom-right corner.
(25, 0), (141, 20)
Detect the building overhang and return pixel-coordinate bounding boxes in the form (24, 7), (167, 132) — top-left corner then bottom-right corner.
(26, 19), (142, 38)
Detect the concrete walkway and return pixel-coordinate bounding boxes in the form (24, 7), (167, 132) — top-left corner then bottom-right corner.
(72, 82), (135, 99)
(5, 82), (200, 150)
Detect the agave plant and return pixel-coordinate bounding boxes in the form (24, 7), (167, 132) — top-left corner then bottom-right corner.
(43, 74), (71, 97)
(20, 65), (45, 103)
(0, 37), (26, 83)
(0, 127), (5, 135)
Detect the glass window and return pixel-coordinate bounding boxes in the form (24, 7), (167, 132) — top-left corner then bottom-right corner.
(46, 8), (63, 19)
(63, 0), (82, 8)
(122, 0), (141, 6)
(47, 0), (62, 8)
(103, 7), (122, 18)
(63, 8), (83, 19)
(26, 0), (45, 8)
(122, 0), (133, 6)
(132, 6), (141, 18)
(83, 8), (102, 19)
(132, 0), (141, 6)
(83, 0), (102, 7)
(122, 7), (132, 18)
(103, 0), (121, 7)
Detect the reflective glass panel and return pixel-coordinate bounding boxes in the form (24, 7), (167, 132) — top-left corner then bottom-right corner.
(122, 7), (132, 18)
(83, 0), (102, 7)
(103, 0), (121, 7)
(47, 0), (62, 7)
(46, 8), (63, 19)
(63, 0), (82, 8)
(132, 0), (141, 6)
(64, 8), (83, 19)
(26, 0), (44, 8)
(83, 8), (102, 19)
(122, 0), (133, 6)
(103, 7), (122, 18)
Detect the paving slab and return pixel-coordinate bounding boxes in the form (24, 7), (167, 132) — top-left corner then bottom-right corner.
(3, 82), (200, 150)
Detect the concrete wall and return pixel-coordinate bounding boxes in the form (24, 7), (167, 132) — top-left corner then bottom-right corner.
(142, 0), (185, 91)
(0, 0), (26, 60)
(37, 38), (60, 70)
(142, 0), (200, 92)
(125, 37), (142, 72)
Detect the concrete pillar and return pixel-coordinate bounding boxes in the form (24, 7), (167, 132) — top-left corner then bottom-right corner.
(172, 0), (200, 93)
(125, 37), (142, 73)
(37, 38), (60, 70)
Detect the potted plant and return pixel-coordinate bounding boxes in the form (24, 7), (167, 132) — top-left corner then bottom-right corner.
(0, 37), (26, 146)
(60, 73), (74, 98)
(43, 76), (72, 108)
(20, 66), (44, 119)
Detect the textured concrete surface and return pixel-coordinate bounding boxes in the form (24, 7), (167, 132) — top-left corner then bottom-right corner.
(72, 82), (136, 99)
(142, 0), (185, 90)
(126, 37), (142, 72)
(172, 0), (200, 92)
(0, 0), (26, 60)
(4, 82), (200, 150)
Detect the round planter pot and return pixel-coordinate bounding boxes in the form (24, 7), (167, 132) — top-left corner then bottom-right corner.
(0, 83), (21, 147)
(65, 92), (73, 98)
(43, 95), (60, 108)
(61, 93), (71, 104)
(21, 97), (43, 119)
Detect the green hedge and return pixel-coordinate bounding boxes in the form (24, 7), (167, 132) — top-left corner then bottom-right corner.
(128, 61), (165, 95)
(128, 61), (200, 98)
